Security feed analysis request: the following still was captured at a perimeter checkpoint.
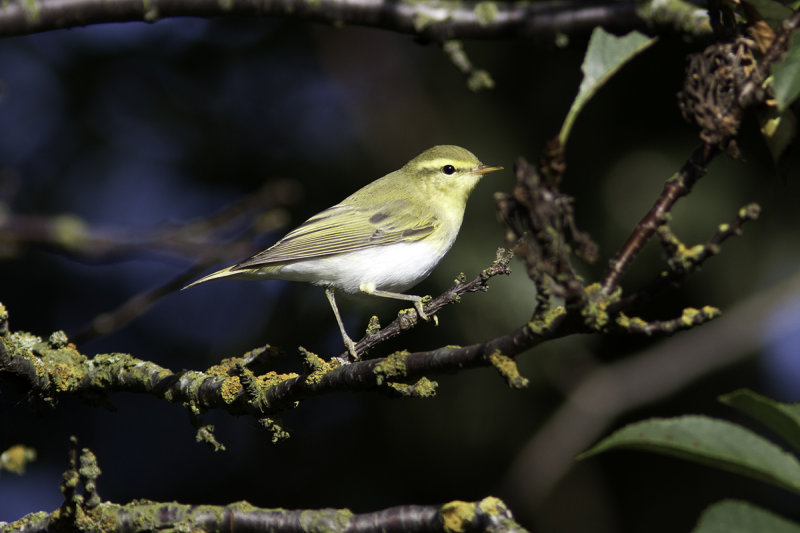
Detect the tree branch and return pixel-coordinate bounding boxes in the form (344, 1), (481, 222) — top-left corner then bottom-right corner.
(600, 142), (718, 296)
(349, 248), (513, 359)
(7, 495), (526, 533)
(0, 252), (558, 445)
(5, 438), (527, 533)
(0, 0), (678, 40)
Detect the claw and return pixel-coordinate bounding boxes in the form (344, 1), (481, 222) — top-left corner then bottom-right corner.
(414, 301), (430, 321)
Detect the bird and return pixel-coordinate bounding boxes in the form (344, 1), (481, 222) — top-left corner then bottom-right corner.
(183, 145), (502, 359)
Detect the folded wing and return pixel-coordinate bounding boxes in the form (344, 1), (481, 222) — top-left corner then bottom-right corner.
(232, 200), (438, 269)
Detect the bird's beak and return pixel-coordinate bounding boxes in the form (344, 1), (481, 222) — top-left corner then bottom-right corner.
(474, 164), (504, 175)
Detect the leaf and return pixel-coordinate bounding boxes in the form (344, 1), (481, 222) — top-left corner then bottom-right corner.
(759, 107), (796, 162)
(741, 0), (794, 30)
(580, 415), (800, 494)
(559, 28), (656, 147)
(692, 500), (800, 533)
(720, 389), (800, 452)
(772, 30), (800, 113)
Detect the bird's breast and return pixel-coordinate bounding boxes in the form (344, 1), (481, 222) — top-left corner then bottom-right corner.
(275, 239), (453, 294)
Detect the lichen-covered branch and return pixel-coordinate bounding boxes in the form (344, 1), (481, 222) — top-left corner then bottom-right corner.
(614, 202), (761, 311)
(600, 142), (719, 297)
(5, 495), (526, 533)
(0, 252), (554, 445)
(0, 301), (557, 420)
(2, 438), (527, 533)
(0, 0), (708, 41)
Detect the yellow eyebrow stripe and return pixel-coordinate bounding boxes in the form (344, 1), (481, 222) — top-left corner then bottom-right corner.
(419, 158), (473, 170)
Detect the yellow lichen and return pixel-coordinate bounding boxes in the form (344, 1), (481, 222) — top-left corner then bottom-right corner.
(373, 351), (410, 385)
(219, 376), (243, 404)
(615, 313), (649, 330)
(365, 315), (381, 335)
(206, 356), (242, 376)
(528, 305), (566, 335)
(478, 496), (502, 514)
(300, 348), (339, 385)
(386, 377), (438, 397)
(257, 371), (299, 388)
(488, 352), (529, 389)
(581, 283), (621, 330)
(1, 445), (37, 474)
(440, 500), (475, 533)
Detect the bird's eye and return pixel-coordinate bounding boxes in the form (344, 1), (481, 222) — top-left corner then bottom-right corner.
(442, 165), (456, 175)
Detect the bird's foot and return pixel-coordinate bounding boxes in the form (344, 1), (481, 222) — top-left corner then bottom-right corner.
(414, 299), (437, 325)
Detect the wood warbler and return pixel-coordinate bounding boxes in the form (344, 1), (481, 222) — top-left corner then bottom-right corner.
(184, 145), (502, 358)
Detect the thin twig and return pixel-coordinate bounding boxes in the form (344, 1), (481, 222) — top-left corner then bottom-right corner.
(350, 249), (513, 358)
(601, 143), (719, 296)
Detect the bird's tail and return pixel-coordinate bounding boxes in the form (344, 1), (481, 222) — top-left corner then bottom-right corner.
(182, 266), (240, 290)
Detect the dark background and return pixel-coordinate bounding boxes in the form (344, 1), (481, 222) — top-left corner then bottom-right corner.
(1, 17), (800, 532)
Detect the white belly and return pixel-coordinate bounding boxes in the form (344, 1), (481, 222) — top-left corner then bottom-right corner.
(274, 240), (448, 294)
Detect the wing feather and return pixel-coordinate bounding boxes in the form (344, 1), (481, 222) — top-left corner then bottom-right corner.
(233, 200), (438, 270)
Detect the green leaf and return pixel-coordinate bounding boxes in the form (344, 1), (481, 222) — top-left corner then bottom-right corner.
(772, 30), (800, 113)
(559, 27), (656, 147)
(741, 0), (794, 29)
(759, 107), (796, 162)
(720, 389), (800, 452)
(693, 500), (800, 533)
(580, 415), (800, 494)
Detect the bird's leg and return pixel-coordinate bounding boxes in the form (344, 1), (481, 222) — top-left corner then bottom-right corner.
(325, 287), (359, 360)
(359, 283), (431, 322)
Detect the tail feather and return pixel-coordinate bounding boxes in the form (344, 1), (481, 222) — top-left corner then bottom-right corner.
(182, 266), (239, 290)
